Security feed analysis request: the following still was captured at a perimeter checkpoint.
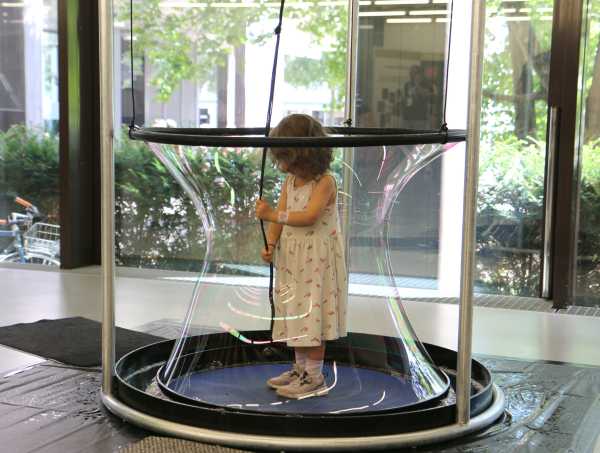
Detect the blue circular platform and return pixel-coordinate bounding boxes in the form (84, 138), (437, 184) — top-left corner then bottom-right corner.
(166, 363), (422, 415)
(116, 335), (495, 436)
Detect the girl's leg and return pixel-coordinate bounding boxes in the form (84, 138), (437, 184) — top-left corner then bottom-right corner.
(294, 347), (308, 371)
(266, 346), (305, 388)
(303, 344), (325, 378)
(275, 344), (328, 398)
(306, 345), (325, 360)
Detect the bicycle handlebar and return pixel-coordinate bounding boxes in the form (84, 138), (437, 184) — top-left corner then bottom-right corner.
(13, 196), (41, 218)
(15, 197), (33, 209)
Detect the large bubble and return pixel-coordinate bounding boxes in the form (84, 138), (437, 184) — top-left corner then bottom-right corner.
(145, 141), (457, 414)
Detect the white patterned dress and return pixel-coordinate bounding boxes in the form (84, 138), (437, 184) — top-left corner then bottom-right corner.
(272, 173), (348, 347)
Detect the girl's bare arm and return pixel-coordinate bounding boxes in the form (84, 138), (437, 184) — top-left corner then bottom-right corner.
(265, 177), (288, 245)
(257, 175), (335, 227)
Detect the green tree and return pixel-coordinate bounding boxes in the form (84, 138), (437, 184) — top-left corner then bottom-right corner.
(118, 0), (348, 121)
(481, 0), (554, 143)
(116, 0), (272, 123)
(0, 125), (59, 219)
(284, 4), (348, 114)
(476, 1), (555, 296)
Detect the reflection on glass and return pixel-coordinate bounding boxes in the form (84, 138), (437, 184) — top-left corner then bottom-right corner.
(476, 1), (553, 296)
(113, 0), (348, 269)
(0, 1), (60, 266)
(575, 1), (600, 306)
(355, 2), (448, 292)
(356, 3), (447, 129)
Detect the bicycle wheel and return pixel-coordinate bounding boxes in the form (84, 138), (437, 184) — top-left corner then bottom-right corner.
(0, 251), (59, 266)
(0, 252), (24, 263)
(25, 252), (60, 266)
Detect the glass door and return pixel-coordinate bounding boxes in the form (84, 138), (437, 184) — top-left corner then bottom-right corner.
(476, 0), (555, 298)
(575, 0), (600, 307)
(353, 1), (558, 300)
(0, 0), (61, 266)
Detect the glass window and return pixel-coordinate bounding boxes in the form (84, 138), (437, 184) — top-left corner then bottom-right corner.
(112, 0), (563, 305)
(113, 0), (348, 271)
(476, 1), (554, 297)
(355, 1), (557, 300)
(355, 0), (449, 297)
(0, 0), (60, 266)
(575, 0), (600, 306)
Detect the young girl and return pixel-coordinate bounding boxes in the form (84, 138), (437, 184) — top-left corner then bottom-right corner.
(255, 114), (347, 399)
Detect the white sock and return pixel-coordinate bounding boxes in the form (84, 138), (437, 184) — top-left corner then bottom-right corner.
(295, 350), (307, 371)
(305, 358), (324, 378)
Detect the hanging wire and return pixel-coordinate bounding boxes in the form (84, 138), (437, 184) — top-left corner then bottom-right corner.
(440, 0), (455, 141)
(259, 0), (286, 199)
(129, 0), (136, 133)
(128, 0), (285, 332)
(259, 0), (287, 332)
(127, 0), (461, 337)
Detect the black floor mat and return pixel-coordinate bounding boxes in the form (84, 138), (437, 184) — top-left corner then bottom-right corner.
(0, 317), (165, 367)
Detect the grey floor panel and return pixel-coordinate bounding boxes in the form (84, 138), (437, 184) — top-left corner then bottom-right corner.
(430, 359), (600, 453)
(0, 364), (145, 453)
(0, 365), (101, 413)
(1, 359), (600, 452)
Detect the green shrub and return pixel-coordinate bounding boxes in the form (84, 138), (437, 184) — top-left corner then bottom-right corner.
(576, 139), (600, 303)
(0, 124), (60, 220)
(114, 127), (284, 269)
(2, 124), (600, 302)
(476, 137), (545, 296)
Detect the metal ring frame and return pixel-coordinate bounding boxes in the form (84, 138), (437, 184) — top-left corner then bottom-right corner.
(129, 126), (466, 148)
(100, 0), (501, 449)
(101, 386), (505, 451)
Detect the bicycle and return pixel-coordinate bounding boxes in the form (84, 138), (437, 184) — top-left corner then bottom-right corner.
(0, 196), (60, 266)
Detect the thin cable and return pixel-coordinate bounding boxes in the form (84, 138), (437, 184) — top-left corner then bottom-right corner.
(440, 0), (454, 139)
(129, 0), (136, 132)
(259, 0), (287, 333)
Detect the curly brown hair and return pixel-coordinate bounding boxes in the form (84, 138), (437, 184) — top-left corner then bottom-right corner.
(269, 114), (333, 180)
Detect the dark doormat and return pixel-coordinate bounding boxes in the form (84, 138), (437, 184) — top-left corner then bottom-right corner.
(0, 317), (165, 367)
(122, 437), (252, 453)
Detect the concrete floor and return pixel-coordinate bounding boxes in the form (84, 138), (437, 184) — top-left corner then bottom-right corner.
(1, 264), (600, 376)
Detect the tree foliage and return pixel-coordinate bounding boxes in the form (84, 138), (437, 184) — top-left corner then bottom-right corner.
(112, 127), (344, 270)
(283, 4), (348, 112)
(116, 0), (272, 103)
(481, 0), (554, 143)
(113, 127), (281, 269)
(0, 125), (59, 219)
(117, 0), (347, 112)
(476, 137), (546, 296)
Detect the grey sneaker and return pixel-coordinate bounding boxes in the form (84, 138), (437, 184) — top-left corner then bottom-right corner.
(267, 365), (303, 389)
(276, 371), (328, 399)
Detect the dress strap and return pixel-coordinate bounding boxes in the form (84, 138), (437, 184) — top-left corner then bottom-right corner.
(286, 175), (294, 192)
(322, 171), (338, 193)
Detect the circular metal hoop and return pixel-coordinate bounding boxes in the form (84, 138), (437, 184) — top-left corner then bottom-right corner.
(129, 126), (466, 148)
(110, 337), (502, 443)
(102, 386), (505, 451)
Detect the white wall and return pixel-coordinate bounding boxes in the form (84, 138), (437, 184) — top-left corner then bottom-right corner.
(438, 0), (472, 297)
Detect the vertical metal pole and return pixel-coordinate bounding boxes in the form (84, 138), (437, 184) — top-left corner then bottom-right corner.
(344, 0), (359, 124)
(541, 106), (559, 298)
(456, 0), (485, 426)
(342, 0), (359, 263)
(99, 0), (115, 395)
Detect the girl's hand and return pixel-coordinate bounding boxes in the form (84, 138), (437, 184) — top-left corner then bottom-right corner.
(261, 244), (274, 263)
(255, 199), (275, 222)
